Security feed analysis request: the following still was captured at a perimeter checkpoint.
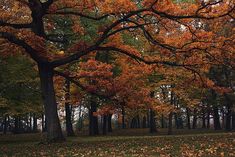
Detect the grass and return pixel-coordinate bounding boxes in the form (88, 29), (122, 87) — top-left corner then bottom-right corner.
(0, 129), (235, 157)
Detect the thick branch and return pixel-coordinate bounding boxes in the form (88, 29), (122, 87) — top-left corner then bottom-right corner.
(0, 32), (47, 63)
(0, 20), (32, 29)
(54, 70), (114, 99)
(96, 46), (198, 67)
(49, 11), (111, 21)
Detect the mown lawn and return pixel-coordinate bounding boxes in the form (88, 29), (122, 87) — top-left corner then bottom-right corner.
(0, 130), (234, 157)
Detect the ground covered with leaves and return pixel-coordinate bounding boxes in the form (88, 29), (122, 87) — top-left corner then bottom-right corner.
(0, 130), (235, 157)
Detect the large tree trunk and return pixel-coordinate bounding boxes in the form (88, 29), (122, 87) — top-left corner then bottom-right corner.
(168, 112), (173, 135)
(107, 114), (112, 132)
(89, 97), (99, 135)
(38, 64), (64, 142)
(65, 80), (75, 136)
(149, 109), (157, 133)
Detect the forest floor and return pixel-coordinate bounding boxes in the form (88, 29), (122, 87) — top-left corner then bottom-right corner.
(0, 129), (235, 157)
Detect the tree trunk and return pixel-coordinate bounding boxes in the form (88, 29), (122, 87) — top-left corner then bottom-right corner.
(107, 114), (112, 132)
(186, 108), (191, 129)
(168, 112), (173, 135)
(232, 112), (235, 131)
(207, 110), (210, 129)
(174, 113), (179, 129)
(3, 115), (7, 134)
(137, 115), (140, 128)
(89, 97), (99, 135)
(161, 115), (165, 128)
(149, 109), (157, 133)
(122, 105), (125, 129)
(14, 116), (20, 134)
(33, 113), (37, 132)
(65, 80), (75, 136)
(225, 95), (232, 131)
(202, 109), (206, 128)
(29, 113), (32, 132)
(102, 115), (107, 135)
(213, 106), (221, 130)
(142, 116), (147, 128)
(192, 109), (197, 129)
(38, 64), (64, 142)
(147, 111), (150, 128)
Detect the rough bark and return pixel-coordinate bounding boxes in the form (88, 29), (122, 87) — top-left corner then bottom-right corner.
(232, 112), (235, 130)
(122, 105), (125, 129)
(149, 109), (157, 133)
(186, 108), (191, 129)
(202, 109), (206, 128)
(3, 116), (7, 134)
(142, 116), (147, 128)
(33, 113), (37, 132)
(192, 109), (197, 129)
(161, 115), (165, 128)
(168, 112), (173, 135)
(102, 115), (107, 135)
(13, 116), (20, 134)
(89, 97), (99, 135)
(38, 64), (64, 142)
(213, 106), (221, 130)
(225, 94), (232, 131)
(107, 114), (112, 132)
(65, 80), (75, 136)
(206, 110), (210, 129)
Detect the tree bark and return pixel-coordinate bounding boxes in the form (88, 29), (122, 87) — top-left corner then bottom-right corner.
(89, 97), (99, 135)
(33, 113), (37, 132)
(3, 115), (7, 134)
(14, 116), (20, 134)
(161, 115), (165, 128)
(232, 112), (235, 131)
(107, 114), (112, 132)
(225, 94), (232, 131)
(192, 109), (197, 129)
(102, 115), (107, 135)
(65, 80), (75, 136)
(142, 116), (147, 128)
(213, 106), (221, 130)
(149, 109), (157, 133)
(168, 112), (173, 135)
(186, 108), (191, 129)
(38, 64), (64, 142)
(122, 105), (125, 129)
(207, 110), (210, 129)
(202, 109), (206, 128)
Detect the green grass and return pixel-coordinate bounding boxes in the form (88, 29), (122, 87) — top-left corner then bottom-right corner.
(0, 129), (235, 157)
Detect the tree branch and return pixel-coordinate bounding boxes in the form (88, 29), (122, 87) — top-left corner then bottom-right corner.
(54, 70), (114, 99)
(0, 32), (47, 63)
(0, 20), (32, 29)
